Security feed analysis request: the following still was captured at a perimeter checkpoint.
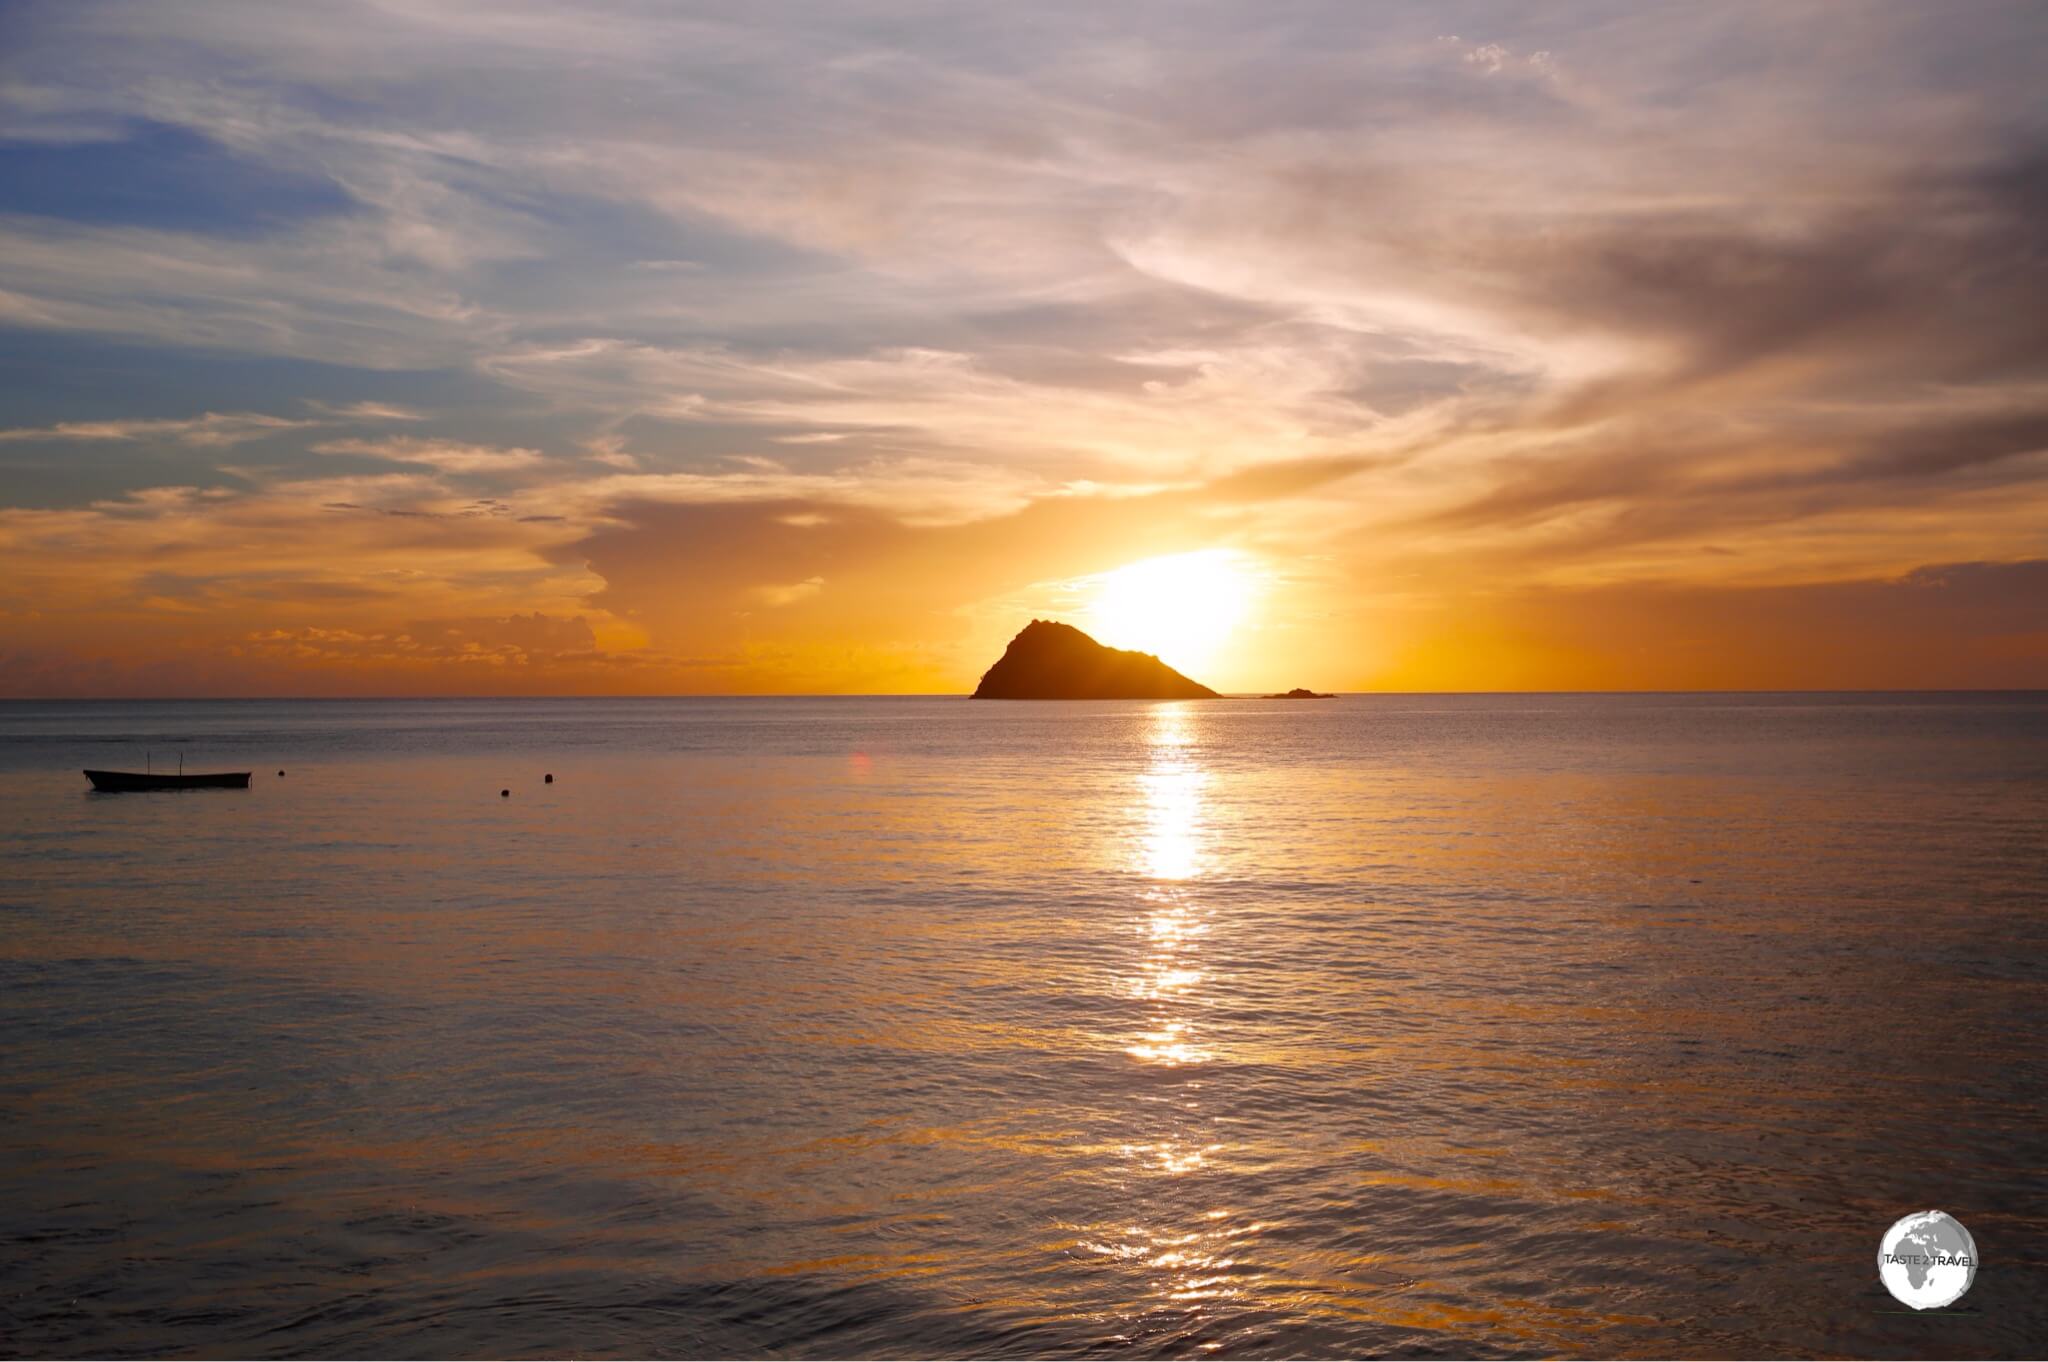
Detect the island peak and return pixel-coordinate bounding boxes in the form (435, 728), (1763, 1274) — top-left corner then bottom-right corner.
(971, 620), (1219, 699)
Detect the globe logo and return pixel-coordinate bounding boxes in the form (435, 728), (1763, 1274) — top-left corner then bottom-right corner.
(1878, 1210), (1977, 1310)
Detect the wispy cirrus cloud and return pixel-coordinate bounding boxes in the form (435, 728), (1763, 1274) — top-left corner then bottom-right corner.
(304, 400), (425, 422)
(309, 436), (546, 474)
(0, 411), (319, 446)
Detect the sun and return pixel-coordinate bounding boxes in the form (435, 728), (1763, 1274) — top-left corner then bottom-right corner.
(1084, 549), (1257, 674)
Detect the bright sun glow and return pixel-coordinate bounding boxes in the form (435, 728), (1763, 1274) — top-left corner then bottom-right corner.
(1085, 549), (1256, 674)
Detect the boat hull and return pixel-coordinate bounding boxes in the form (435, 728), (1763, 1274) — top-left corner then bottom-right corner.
(84, 769), (252, 792)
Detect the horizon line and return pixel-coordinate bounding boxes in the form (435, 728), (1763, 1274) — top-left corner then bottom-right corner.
(5, 688), (2046, 703)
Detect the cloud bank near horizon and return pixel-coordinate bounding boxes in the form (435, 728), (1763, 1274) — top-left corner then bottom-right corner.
(0, 1), (2044, 692)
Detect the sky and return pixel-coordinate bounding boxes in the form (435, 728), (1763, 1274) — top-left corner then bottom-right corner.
(0, 0), (2044, 695)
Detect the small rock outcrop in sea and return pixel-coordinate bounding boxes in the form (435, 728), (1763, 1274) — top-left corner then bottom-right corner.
(971, 620), (1220, 699)
(1264, 687), (1334, 699)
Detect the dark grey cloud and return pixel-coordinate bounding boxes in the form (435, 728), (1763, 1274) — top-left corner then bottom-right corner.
(1478, 558), (2048, 689)
(1433, 404), (2048, 543)
(1521, 148), (2048, 407)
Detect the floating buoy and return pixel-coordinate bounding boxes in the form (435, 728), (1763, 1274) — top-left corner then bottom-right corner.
(500, 789), (510, 798)
(544, 773), (554, 784)
(277, 769), (286, 777)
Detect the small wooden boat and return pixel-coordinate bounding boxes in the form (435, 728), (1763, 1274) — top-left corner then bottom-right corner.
(84, 769), (251, 792)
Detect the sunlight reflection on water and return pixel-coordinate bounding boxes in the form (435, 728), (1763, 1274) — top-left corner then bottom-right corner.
(1121, 706), (1241, 1329)
(1128, 707), (1215, 1074)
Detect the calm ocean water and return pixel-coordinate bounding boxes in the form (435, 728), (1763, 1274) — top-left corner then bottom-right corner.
(2, 694), (2046, 1359)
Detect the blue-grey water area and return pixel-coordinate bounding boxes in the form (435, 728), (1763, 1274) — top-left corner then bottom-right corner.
(2, 694), (2045, 1358)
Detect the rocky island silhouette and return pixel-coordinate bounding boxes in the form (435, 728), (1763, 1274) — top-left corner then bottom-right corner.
(971, 620), (1219, 699)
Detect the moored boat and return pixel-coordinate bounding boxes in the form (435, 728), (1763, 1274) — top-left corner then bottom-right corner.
(84, 769), (251, 792)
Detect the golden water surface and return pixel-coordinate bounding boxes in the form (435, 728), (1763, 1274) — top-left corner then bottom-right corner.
(1, 695), (2044, 1357)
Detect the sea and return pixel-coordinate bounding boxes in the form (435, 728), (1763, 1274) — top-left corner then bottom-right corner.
(2, 694), (2045, 1359)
